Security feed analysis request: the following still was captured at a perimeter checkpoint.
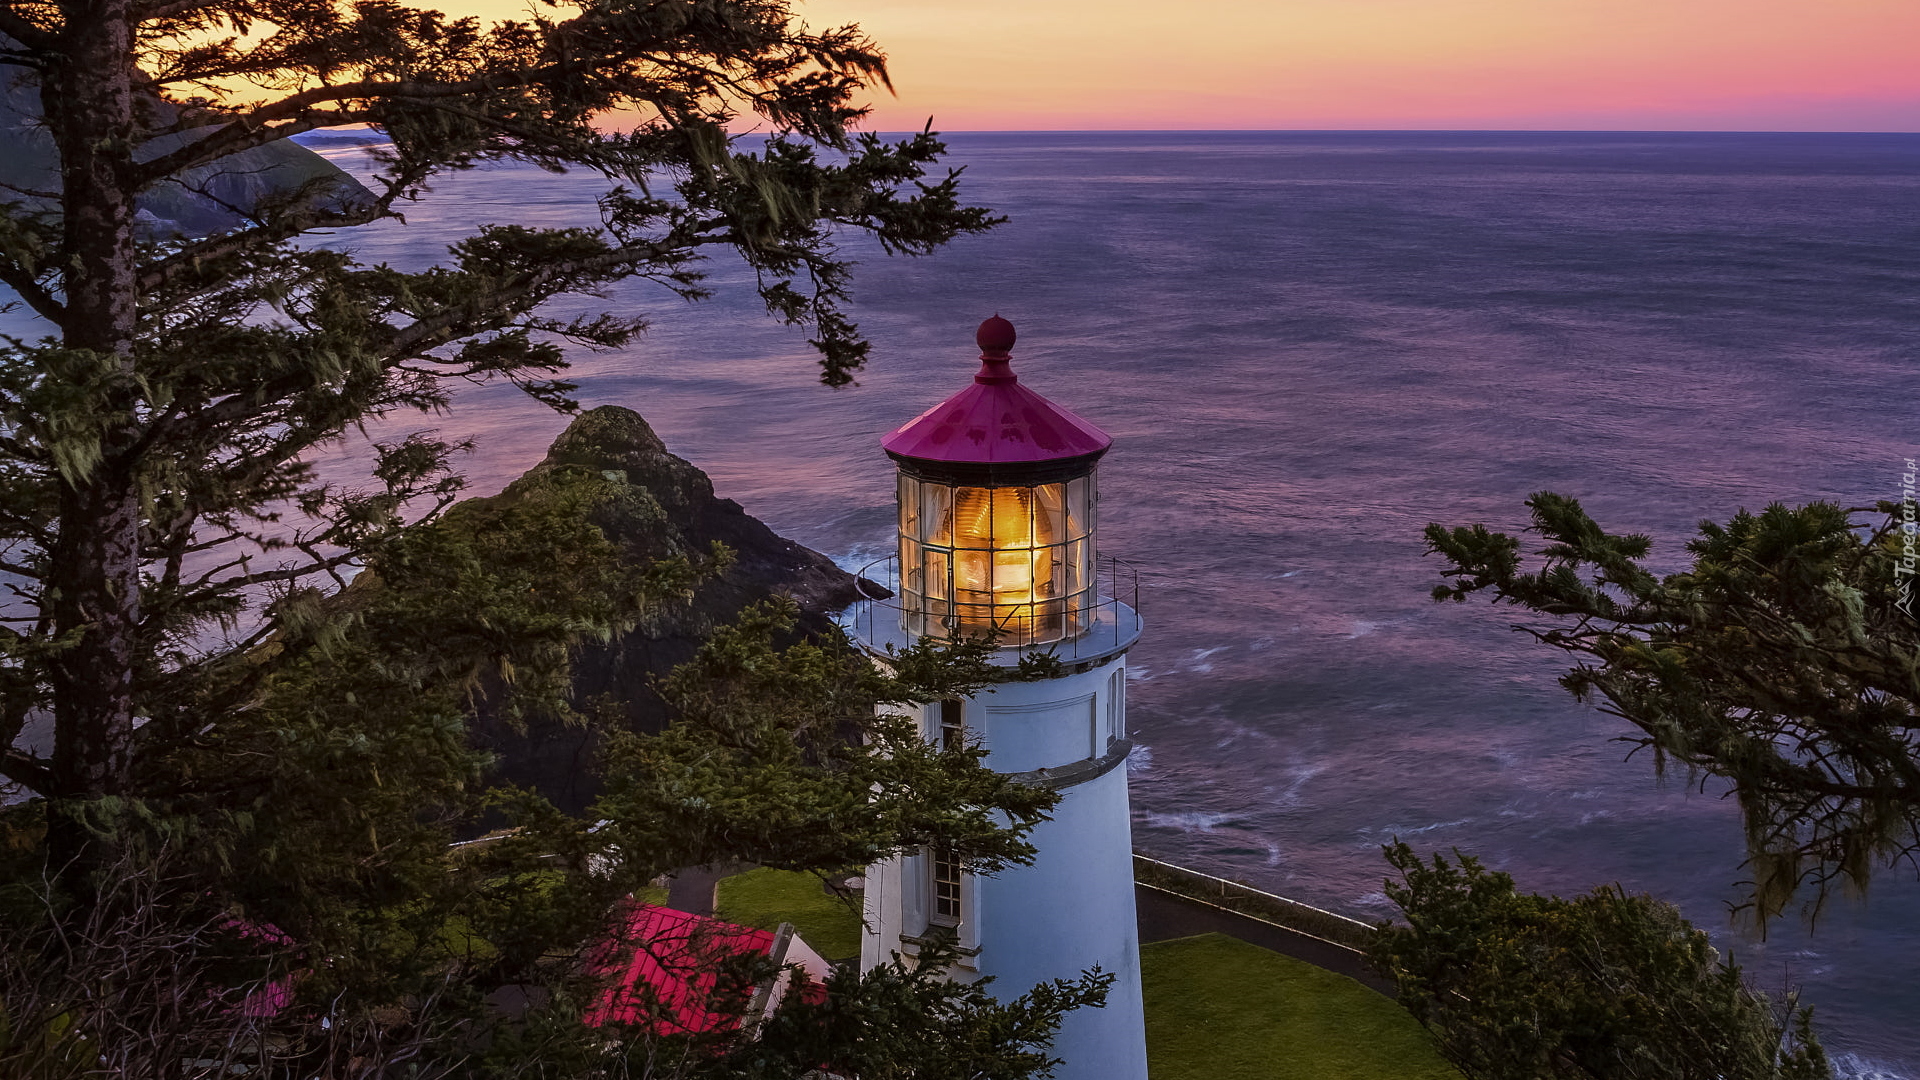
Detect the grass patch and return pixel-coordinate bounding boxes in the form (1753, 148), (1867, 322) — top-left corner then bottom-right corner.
(713, 868), (862, 962)
(1142, 933), (1460, 1080)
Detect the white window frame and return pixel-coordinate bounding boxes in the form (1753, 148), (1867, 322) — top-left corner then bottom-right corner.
(937, 698), (966, 751)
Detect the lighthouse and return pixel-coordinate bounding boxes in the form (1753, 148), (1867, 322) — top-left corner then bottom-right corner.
(851, 317), (1148, 1080)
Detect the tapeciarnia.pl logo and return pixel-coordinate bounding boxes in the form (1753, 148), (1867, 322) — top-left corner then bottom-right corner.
(1898, 458), (1917, 626)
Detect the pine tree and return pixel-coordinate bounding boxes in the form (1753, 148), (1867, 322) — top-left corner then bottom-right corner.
(1370, 842), (1830, 1080)
(0, 3), (1108, 1074)
(0, 0), (991, 873)
(1426, 494), (1920, 918)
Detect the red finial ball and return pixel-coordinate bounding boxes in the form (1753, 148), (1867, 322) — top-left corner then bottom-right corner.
(976, 314), (1016, 355)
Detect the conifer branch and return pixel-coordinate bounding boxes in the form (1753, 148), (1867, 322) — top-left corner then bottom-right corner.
(1429, 494), (1920, 917)
(0, 746), (52, 794)
(132, 0), (228, 21)
(130, 18), (883, 181)
(0, 179), (58, 200)
(194, 547), (360, 592)
(133, 116), (337, 185)
(135, 161), (426, 295)
(381, 241), (696, 357)
(0, 259), (63, 324)
(0, 13), (56, 51)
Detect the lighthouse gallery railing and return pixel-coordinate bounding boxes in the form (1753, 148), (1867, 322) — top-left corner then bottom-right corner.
(845, 553), (1141, 665)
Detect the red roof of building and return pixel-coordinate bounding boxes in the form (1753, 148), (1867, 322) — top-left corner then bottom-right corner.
(588, 902), (830, 1036)
(209, 900), (831, 1040)
(881, 317), (1112, 467)
(589, 903), (776, 1034)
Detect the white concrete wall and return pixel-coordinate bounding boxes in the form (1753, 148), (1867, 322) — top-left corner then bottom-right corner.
(859, 853), (893, 973)
(862, 656), (1147, 1080)
(976, 757), (1147, 1080)
(973, 661), (1116, 772)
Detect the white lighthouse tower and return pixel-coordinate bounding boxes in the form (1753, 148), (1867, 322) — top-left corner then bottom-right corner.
(851, 317), (1148, 1080)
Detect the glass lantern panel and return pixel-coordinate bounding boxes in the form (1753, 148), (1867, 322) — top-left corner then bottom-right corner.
(945, 487), (1016, 547)
(1005, 486), (1036, 547)
(1064, 475), (1093, 539)
(1066, 537), (1091, 602)
(902, 537), (922, 594)
(952, 546), (991, 627)
(1034, 482), (1067, 549)
(920, 545), (951, 602)
(895, 474), (1096, 646)
(898, 537), (921, 636)
(917, 482), (952, 543)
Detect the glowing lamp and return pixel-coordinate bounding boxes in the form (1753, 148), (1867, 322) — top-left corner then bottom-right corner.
(882, 317), (1112, 646)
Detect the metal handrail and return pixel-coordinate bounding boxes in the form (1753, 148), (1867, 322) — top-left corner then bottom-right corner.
(846, 553), (1141, 666)
(1103, 553), (1142, 614)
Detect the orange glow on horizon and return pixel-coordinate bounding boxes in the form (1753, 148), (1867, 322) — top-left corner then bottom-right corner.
(442, 0), (1920, 131)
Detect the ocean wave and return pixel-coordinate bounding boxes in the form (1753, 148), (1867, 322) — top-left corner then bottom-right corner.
(1349, 890), (1398, 914)
(830, 544), (893, 577)
(1834, 1053), (1912, 1080)
(1184, 645), (1229, 673)
(1367, 817), (1475, 838)
(1126, 744), (1154, 774)
(1141, 810), (1246, 834)
(1266, 763), (1326, 809)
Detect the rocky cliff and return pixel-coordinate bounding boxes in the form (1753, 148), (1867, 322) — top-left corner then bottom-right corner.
(0, 59), (374, 238)
(468, 406), (868, 813)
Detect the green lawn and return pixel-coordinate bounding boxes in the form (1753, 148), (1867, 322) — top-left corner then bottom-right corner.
(713, 867), (863, 962)
(1141, 933), (1461, 1080)
(709, 875), (1458, 1079)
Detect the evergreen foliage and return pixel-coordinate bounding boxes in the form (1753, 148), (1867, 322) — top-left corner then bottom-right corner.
(0, 0), (997, 867)
(1, 457), (1092, 1075)
(1370, 843), (1830, 1080)
(725, 937), (1113, 1080)
(1426, 494), (1920, 917)
(0, 1), (1108, 1074)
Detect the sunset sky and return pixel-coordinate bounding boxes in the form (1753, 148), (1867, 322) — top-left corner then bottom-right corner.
(457, 0), (1920, 131)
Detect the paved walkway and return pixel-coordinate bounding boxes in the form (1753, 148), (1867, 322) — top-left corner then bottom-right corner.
(1135, 883), (1396, 998)
(663, 860), (753, 916)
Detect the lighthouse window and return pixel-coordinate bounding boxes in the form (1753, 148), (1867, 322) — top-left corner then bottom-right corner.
(939, 699), (965, 750)
(932, 846), (963, 922)
(896, 473), (1098, 647)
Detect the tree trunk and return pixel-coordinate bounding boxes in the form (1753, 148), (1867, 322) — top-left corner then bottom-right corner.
(42, 1), (144, 878)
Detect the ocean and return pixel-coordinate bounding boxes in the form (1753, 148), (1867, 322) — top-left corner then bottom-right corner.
(258, 130), (1920, 1074)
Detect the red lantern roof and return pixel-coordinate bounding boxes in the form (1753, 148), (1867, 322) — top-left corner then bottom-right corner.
(881, 316), (1112, 468)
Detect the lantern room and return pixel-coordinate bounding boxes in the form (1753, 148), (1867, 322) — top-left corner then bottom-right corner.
(880, 317), (1113, 648)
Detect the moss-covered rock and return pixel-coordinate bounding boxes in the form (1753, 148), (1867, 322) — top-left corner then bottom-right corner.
(468, 406), (866, 813)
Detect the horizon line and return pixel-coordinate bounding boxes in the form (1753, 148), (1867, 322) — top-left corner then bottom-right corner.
(852, 127), (1920, 137)
(298, 125), (1920, 139)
